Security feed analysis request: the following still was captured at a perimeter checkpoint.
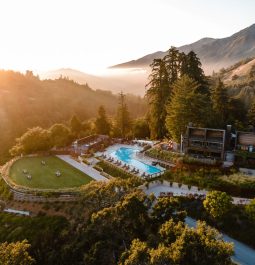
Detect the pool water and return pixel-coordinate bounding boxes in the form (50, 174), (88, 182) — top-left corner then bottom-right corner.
(110, 147), (161, 174)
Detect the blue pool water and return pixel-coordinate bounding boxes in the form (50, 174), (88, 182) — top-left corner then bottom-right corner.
(110, 147), (161, 174)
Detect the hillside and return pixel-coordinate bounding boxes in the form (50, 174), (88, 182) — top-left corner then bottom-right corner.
(0, 70), (147, 164)
(111, 24), (255, 74)
(214, 57), (255, 108)
(40, 68), (148, 96)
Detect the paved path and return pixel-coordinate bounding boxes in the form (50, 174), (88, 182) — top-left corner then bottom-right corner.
(144, 183), (251, 205)
(186, 217), (255, 265)
(57, 155), (108, 182)
(144, 183), (255, 264)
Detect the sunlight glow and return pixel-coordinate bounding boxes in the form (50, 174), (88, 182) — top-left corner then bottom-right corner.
(0, 0), (254, 74)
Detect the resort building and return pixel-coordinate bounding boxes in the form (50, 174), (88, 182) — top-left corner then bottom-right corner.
(234, 131), (255, 167)
(73, 134), (109, 154)
(183, 126), (226, 160)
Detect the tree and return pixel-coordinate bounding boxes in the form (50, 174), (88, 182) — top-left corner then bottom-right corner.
(164, 47), (181, 84)
(146, 47), (184, 140)
(146, 58), (170, 139)
(151, 197), (185, 225)
(132, 118), (150, 139)
(245, 198), (255, 221)
(165, 75), (209, 142)
(149, 245), (174, 265)
(115, 92), (132, 138)
(146, 48), (209, 140)
(210, 79), (229, 127)
(249, 65), (255, 78)
(49, 123), (71, 147)
(95, 105), (111, 135)
(180, 51), (207, 92)
(159, 219), (185, 245)
(0, 240), (35, 265)
(247, 100), (255, 127)
(119, 239), (149, 265)
(70, 115), (83, 137)
(10, 127), (51, 156)
(203, 191), (233, 219)
(121, 220), (233, 265)
(169, 221), (233, 265)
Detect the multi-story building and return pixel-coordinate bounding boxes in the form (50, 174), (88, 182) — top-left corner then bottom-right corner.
(234, 131), (255, 167)
(183, 126), (226, 160)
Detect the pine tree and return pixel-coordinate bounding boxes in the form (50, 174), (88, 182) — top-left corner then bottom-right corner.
(210, 79), (229, 127)
(165, 75), (209, 142)
(70, 115), (83, 137)
(115, 92), (131, 138)
(146, 48), (209, 139)
(180, 50), (209, 94)
(95, 105), (111, 135)
(146, 59), (170, 139)
(248, 99), (255, 127)
(164, 46), (181, 84)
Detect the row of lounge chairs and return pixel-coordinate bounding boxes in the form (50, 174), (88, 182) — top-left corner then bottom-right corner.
(102, 155), (141, 175)
(159, 192), (173, 197)
(159, 191), (206, 200)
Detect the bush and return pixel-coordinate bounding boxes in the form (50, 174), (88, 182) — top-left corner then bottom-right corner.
(96, 161), (134, 179)
(93, 165), (103, 172)
(145, 148), (182, 163)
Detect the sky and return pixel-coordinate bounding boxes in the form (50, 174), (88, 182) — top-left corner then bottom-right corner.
(0, 0), (254, 74)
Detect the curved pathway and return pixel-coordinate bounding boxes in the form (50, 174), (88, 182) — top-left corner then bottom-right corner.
(186, 217), (255, 265)
(57, 155), (108, 182)
(144, 183), (255, 265)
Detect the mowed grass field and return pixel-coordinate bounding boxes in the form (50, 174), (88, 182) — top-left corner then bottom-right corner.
(9, 156), (93, 189)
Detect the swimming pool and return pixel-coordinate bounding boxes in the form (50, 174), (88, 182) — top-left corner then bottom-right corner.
(109, 147), (161, 175)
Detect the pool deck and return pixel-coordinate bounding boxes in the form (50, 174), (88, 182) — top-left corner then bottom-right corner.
(102, 144), (165, 175)
(57, 155), (109, 182)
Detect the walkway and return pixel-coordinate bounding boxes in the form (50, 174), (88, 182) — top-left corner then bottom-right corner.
(143, 182), (251, 205)
(57, 155), (108, 182)
(186, 217), (255, 265)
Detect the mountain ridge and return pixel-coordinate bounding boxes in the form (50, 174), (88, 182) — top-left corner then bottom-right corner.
(111, 24), (255, 74)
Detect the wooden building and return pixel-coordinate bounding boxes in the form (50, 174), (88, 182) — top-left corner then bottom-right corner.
(234, 131), (255, 167)
(183, 127), (226, 160)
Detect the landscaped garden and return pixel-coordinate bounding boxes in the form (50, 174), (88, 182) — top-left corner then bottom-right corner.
(9, 156), (92, 189)
(95, 160), (135, 179)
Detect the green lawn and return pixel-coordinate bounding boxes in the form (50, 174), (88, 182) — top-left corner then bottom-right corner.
(9, 156), (92, 189)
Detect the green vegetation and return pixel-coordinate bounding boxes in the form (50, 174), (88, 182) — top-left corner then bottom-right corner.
(96, 160), (135, 179)
(0, 240), (34, 265)
(182, 196), (255, 249)
(245, 198), (255, 221)
(211, 79), (229, 127)
(0, 178), (247, 264)
(146, 47), (208, 140)
(146, 47), (253, 142)
(203, 191), (233, 219)
(166, 75), (209, 141)
(146, 148), (183, 163)
(132, 118), (150, 139)
(9, 156), (92, 189)
(162, 168), (255, 198)
(95, 105), (111, 135)
(0, 177), (12, 200)
(119, 221), (233, 265)
(114, 92), (132, 138)
(83, 189), (233, 265)
(0, 71), (146, 164)
(0, 213), (70, 265)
